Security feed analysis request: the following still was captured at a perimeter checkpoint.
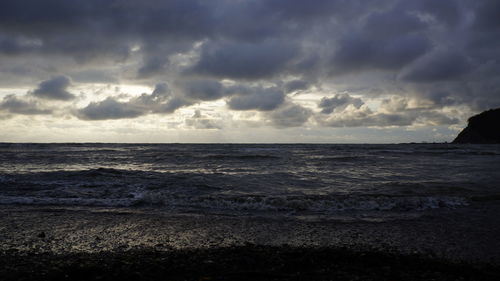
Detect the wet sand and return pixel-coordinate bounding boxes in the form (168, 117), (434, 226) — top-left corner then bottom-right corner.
(1, 203), (500, 280)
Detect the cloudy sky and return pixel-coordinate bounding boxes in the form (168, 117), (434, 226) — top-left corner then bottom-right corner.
(1, 0), (499, 143)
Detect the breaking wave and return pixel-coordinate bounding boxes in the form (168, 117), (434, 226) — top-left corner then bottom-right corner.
(0, 143), (498, 219)
(0, 193), (468, 215)
(132, 193), (468, 213)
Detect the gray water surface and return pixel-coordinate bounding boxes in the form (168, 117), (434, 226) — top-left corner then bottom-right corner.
(1, 143), (499, 220)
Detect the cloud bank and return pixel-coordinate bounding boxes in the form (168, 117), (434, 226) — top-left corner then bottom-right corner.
(1, 0), (499, 141)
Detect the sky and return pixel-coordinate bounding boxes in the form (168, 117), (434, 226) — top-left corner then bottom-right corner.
(0, 0), (499, 143)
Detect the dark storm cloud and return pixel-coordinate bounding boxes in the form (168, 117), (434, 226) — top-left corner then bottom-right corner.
(187, 40), (300, 80)
(137, 57), (169, 79)
(76, 80), (292, 120)
(133, 83), (171, 106)
(330, 113), (415, 127)
(76, 83), (192, 120)
(363, 6), (427, 38)
(416, 0), (462, 26)
(326, 2), (433, 75)
(401, 51), (472, 82)
(424, 91), (460, 108)
(472, 0), (500, 30)
(268, 103), (312, 128)
(156, 97), (192, 114)
(318, 94), (364, 114)
(227, 87), (285, 111)
(1, 0), (500, 124)
(318, 108), (459, 128)
(31, 75), (75, 101)
(180, 79), (224, 101)
(284, 80), (310, 94)
(151, 83), (170, 97)
(0, 0), (212, 68)
(70, 70), (118, 84)
(330, 32), (431, 74)
(0, 35), (39, 55)
(77, 97), (145, 120)
(0, 95), (51, 115)
(0, 0), (325, 64)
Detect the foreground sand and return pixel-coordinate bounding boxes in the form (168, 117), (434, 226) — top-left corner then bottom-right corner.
(1, 204), (500, 280)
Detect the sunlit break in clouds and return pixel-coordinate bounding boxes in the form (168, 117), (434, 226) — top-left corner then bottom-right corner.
(1, 0), (499, 143)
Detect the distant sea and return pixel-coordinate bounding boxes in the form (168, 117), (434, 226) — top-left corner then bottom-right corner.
(1, 143), (499, 221)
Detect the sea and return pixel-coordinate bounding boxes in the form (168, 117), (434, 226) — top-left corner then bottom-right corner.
(1, 143), (499, 221)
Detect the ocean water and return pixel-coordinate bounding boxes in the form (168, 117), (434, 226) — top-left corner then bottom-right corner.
(1, 143), (499, 220)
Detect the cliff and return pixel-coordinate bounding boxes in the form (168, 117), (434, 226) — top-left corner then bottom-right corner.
(453, 108), (500, 144)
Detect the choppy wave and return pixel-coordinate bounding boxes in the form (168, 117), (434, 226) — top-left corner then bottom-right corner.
(132, 193), (468, 212)
(0, 192), (468, 214)
(0, 195), (135, 207)
(0, 143), (499, 218)
(201, 154), (282, 160)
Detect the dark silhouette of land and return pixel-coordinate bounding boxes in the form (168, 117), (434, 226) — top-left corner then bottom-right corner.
(453, 108), (500, 144)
